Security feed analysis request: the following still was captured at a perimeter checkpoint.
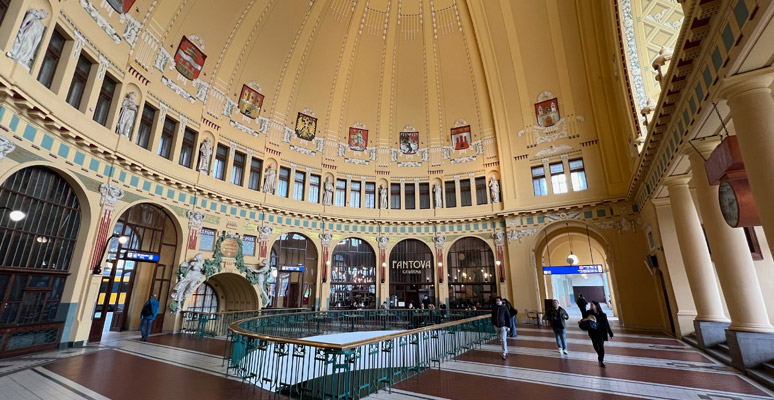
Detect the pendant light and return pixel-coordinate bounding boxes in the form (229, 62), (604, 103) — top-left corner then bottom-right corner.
(566, 222), (578, 265)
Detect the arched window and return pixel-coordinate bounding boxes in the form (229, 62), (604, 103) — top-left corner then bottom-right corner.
(329, 238), (376, 309)
(186, 282), (218, 314)
(0, 167), (81, 356)
(447, 237), (496, 309)
(268, 233), (317, 309)
(389, 239), (434, 308)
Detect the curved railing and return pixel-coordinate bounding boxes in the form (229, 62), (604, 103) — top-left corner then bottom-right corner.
(179, 308), (309, 338)
(226, 309), (496, 398)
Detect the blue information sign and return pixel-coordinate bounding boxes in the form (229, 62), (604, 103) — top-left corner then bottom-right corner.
(280, 265), (304, 272)
(542, 264), (603, 275)
(125, 251), (160, 262)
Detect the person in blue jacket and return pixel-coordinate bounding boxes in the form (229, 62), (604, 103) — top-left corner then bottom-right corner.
(140, 294), (159, 341)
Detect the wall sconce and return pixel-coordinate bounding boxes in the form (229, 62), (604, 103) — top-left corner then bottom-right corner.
(496, 260), (505, 283)
(380, 262), (386, 283)
(437, 261), (444, 283)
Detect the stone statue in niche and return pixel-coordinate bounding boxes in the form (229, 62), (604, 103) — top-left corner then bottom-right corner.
(322, 177), (334, 206)
(7, 9), (48, 70)
(433, 183), (442, 209)
(489, 177), (500, 203)
(197, 138), (212, 174)
(379, 184), (388, 209)
(170, 253), (206, 314)
(248, 259), (272, 306)
(263, 164), (276, 194)
(115, 92), (138, 138)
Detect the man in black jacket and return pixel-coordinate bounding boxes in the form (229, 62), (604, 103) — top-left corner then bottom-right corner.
(576, 293), (588, 318)
(491, 297), (511, 360)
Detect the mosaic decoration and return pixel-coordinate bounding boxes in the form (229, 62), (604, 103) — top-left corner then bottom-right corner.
(238, 84), (263, 118)
(399, 131), (419, 154)
(174, 36), (206, 80)
(535, 97), (560, 127)
(295, 112), (317, 141)
(348, 127), (368, 151)
(106, 0), (135, 14)
(450, 125), (472, 150)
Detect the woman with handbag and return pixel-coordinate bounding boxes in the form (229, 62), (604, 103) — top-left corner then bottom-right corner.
(585, 301), (614, 367)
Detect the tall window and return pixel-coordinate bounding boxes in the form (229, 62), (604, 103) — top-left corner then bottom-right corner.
(66, 55), (92, 109)
(390, 183), (401, 209)
(243, 235), (256, 256)
(179, 129), (196, 168)
(473, 177), (487, 205)
(308, 174), (320, 203)
(93, 76), (116, 126)
(445, 181), (457, 208)
(248, 158), (262, 191)
(569, 158), (587, 191)
(419, 183), (430, 209)
(199, 228), (216, 251)
(37, 29), (66, 89)
(329, 238), (376, 309)
(186, 283), (218, 314)
(231, 151), (245, 186)
(293, 171), (305, 200)
(550, 162), (567, 194)
(158, 118), (176, 159)
(212, 144), (228, 180)
(532, 166), (548, 196)
(277, 167), (290, 197)
(364, 182), (375, 209)
(404, 183), (416, 210)
(447, 237), (496, 309)
(460, 179), (472, 207)
(350, 181), (361, 208)
(136, 105), (155, 149)
(335, 179), (347, 207)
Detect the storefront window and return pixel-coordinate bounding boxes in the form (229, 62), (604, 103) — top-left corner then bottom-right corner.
(447, 237), (496, 309)
(329, 238), (376, 309)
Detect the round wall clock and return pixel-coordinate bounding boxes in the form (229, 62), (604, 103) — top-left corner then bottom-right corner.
(718, 179), (759, 228)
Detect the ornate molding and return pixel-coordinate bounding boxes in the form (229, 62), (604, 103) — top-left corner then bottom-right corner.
(545, 211), (581, 222)
(432, 235), (446, 248)
(376, 236), (389, 249)
(0, 135), (16, 163)
(258, 225), (273, 240)
(161, 76), (196, 103)
(319, 233), (333, 246)
(507, 228), (538, 243)
(534, 144), (573, 157)
(229, 120), (260, 137)
(99, 184), (124, 208)
(491, 231), (506, 246)
(186, 210), (205, 227)
(79, 0), (121, 44)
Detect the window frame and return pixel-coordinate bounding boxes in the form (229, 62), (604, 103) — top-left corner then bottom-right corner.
(364, 182), (375, 209)
(158, 117), (176, 160)
(445, 181), (457, 208)
(460, 179), (472, 207)
(37, 28), (66, 89)
(231, 151), (246, 186)
(247, 157), (262, 191)
(335, 179), (347, 207)
(550, 162), (568, 194)
(350, 181), (361, 208)
(212, 144), (229, 180)
(475, 177), (488, 205)
(92, 75), (117, 126)
(277, 167), (290, 198)
(390, 183), (401, 209)
(532, 165), (548, 196)
(66, 54), (92, 109)
(136, 104), (156, 149)
(404, 183), (416, 210)
(179, 128), (197, 168)
(419, 182), (430, 209)
(293, 171), (306, 201)
(569, 158), (587, 192)
(308, 174), (321, 203)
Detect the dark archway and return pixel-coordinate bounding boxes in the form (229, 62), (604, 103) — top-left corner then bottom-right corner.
(447, 237), (497, 309)
(389, 239), (435, 308)
(268, 232), (318, 309)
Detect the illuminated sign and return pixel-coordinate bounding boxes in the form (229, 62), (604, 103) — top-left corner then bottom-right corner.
(542, 264), (604, 275)
(124, 251), (160, 262)
(280, 265), (304, 272)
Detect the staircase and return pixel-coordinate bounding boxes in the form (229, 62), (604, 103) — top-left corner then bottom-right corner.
(682, 333), (774, 391)
(748, 362), (774, 392)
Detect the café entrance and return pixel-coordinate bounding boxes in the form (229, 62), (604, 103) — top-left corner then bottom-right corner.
(388, 239), (435, 308)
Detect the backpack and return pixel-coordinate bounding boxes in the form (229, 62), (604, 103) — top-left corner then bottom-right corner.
(141, 301), (153, 317)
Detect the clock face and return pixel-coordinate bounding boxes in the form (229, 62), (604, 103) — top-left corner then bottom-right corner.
(718, 180), (739, 227)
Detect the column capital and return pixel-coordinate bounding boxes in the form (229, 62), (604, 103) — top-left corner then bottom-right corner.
(686, 138), (720, 159)
(663, 175), (692, 188)
(720, 68), (774, 100)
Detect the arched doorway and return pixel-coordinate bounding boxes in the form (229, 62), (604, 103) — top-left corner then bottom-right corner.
(203, 272), (258, 311)
(389, 239), (435, 308)
(329, 237), (376, 309)
(447, 237), (497, 309)
(186, 282), (219, 314)
(0, 166), (82, 357)
(89, 203), (178, 342)
(268, 233), (317, 309)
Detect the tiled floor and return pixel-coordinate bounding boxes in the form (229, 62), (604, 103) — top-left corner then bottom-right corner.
(0, 324), (772, 399)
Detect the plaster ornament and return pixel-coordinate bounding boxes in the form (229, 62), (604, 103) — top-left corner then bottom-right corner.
(433, 183), (442, 209)
(186, 210), (205, 227)
(319, 233), (333, 246)
(170, 253), (206, 314)
(545, 211), (581, 222)
(0, 135), (16, 163)
(7, 9), (48, 70)
(263, 164), (277, 194)
(197, 138), (213, 174)
(379, 184), (388, 209)
(489, 177), (500, 203)
(491, 231), (506, 246)
(534, 144), (573, 157)
(115, 92), (138, 138)
(432, 235), (446, 248)
(258, 225), (273, 240)
(322, 177), (334, 206)
(247, 259), (272, 306)
(376, 236), (389, 249)
(99, 184), (124, 207)
(507, 228), (538, 243)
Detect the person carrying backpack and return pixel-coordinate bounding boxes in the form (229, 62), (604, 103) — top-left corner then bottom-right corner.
(140, 294), (159, 341)
(504, 299), (518, 337)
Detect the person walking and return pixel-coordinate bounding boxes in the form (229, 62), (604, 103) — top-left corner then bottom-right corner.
(587, 300), (614, 367)
(576, 293), (588, 318)
(140, 294), (159, 342)
(504, 299), (518, 337)
(546, 299), (569, 354)
(491, 297), (511, 360)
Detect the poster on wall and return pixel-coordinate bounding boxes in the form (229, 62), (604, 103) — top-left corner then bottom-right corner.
(174, 36), (207, 80)
(295, 112), (317, 141)
(399, 131), (419, 154)
(238, 84), (264, 118)
(450, 125), (472, 150)
(107, 0), (136, 14)
(535, 97), (560, 127)
(348, 127), (368, 151)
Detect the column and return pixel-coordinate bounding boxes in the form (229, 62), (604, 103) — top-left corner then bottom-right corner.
(665, 177), (729, 347)
(721, 70), (774, 253)
(690, 146), (774, 369)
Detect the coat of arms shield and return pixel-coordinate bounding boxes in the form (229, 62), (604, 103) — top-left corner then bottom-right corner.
(174, 36), (207, 81)
(295, 113), (317, 141)
(399, 131), (419, 154)
(349, 128), (368, 151)
(107, 0), (135, 14)
(238, 85), (264, 118)
(535, 98), (560, 127)
(451, 125), (472, 150)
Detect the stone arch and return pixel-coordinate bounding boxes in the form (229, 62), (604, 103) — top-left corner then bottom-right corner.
(199, 271), (259, 311)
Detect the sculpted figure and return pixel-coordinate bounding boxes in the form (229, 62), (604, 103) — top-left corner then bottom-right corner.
(171, 253), (206, 313)
(322, 177), (334, 205)
(433, 183), (442, 209)
(248, 259), (272, 306)
(489, 177), (500, 203)
(7, 9), (48, 70)
(263, 164), (276, 194)
(379, 185), (388, 209)
(197, 138), (212, 174)
(115, 92), (138, 138)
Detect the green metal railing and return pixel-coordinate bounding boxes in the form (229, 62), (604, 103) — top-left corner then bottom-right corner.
(180, 308), (309, 338)
(226, 310), (496, 399)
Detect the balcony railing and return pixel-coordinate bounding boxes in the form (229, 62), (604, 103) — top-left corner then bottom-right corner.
(226, 309), (496, 398)
(179, 308), (309, 338)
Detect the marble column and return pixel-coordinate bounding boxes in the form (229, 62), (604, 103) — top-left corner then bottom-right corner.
(721, 69), (774, 254)
(665, 177), (729, 347)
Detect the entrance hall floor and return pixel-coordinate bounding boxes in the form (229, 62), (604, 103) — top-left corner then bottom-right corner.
(0, 324), (772, 399)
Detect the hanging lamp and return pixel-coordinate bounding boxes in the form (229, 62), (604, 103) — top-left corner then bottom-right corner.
(566, 222), (578, 265)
